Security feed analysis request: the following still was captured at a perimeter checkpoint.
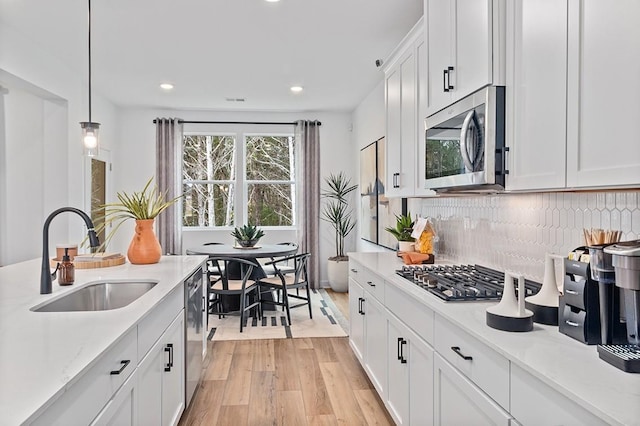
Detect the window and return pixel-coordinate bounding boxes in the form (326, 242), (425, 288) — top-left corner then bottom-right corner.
(182, 132), (296, 228)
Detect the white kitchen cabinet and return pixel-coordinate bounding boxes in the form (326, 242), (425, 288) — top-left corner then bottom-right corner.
(510, 363), (607, 426)
(384, 19), (422, 198)
(138, 310), (185, 426)
(434, 353), (512, 426)
(91, 373), (137, 426)
(505, 0), (568, 191)
(348, 263), (387, 397)
(386, 312), (434, 426)
(566, 0), (640, 188)
(425, 0), (504, 116)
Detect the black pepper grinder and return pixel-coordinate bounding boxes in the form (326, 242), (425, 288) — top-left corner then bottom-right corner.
(59, 247), (75, 285)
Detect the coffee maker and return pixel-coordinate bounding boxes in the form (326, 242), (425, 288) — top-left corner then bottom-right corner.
(597, 240), (640, 373)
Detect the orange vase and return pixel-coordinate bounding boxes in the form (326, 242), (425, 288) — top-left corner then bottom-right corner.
(127, 219), (162, 264)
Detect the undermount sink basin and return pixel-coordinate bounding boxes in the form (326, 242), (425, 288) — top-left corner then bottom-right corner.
(32, 280), (158, 312)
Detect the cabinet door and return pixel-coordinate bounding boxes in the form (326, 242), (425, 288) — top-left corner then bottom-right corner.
(385, 66), (402, 196)
(426, 0), (453, 115)
(398, 52), (417, 197)
(91, 373), (137, 426)
(566, 1), (640, 188)
(348, 279), (365, 362)
(455, 0), (492, 100)
(363, 293), (387, 395)
(387, 314), (435, 426)
(415, 40), (437, 197)
(434, 354), (511, 426)
(506, 0), (568, 190)
(138, 311), (185, 426)
(162, 313), (185, 426)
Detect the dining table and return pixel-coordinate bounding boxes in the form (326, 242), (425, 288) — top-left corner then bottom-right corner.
(186, 243), (299, 314)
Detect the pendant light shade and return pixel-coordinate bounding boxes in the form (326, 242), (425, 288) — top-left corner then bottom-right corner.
(81, 0), (100, 157)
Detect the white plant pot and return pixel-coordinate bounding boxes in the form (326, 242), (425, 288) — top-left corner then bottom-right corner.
(327, 259), (349, 292)
(398, 241), (415, 252)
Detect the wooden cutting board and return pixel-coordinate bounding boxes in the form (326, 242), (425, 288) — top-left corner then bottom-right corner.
(50, 254), (126, 269)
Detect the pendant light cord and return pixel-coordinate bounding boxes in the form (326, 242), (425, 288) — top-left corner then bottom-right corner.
(88, 0), (92, 122)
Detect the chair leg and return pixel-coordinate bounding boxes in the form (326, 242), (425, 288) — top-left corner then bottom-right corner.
(239, 291), (246, 333)
(306, 285), (313, 319)
(282, 288), (292, 326)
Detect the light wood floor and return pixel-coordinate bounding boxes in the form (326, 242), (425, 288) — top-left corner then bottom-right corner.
(179, 289), (394, 426)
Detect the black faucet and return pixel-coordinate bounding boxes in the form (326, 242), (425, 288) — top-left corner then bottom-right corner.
(41, 207), (100, 294)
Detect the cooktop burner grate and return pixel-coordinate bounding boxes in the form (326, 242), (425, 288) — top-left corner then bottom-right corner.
(395, 264), (542, 302)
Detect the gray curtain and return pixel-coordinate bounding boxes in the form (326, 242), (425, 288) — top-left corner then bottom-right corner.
(155, 117), (183, 255)
(295, 120), (321, 288)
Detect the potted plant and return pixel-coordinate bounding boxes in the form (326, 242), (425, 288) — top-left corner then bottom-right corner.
(385, 213), (416, 252)
(95, 177), (181, 264)
(321, 172), (357, 292)
(230, 224), (265, 248)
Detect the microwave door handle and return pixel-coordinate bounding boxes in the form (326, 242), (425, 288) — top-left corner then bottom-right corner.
(460, 110), (476, 172)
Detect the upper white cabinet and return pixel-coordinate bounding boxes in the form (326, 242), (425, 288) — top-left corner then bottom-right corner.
(566, 0), (640, 188)
(507, 0), (640, 191)
(425, 0), (505, 116)
(505, 0), (568, 191)
(384, 18), (435, 198)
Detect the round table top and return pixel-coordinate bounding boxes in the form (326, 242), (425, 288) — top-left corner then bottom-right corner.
(186, 244), (298, 259)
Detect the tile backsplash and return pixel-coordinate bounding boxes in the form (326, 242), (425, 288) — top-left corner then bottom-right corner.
(409, 191), (639, 282)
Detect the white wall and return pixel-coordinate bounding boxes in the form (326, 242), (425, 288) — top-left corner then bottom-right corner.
(114, 108), (354, 286)
(351, 80), (393, 254)
(0, 22), (120, 265)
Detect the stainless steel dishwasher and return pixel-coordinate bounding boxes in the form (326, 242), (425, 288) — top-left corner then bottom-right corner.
(184, 266), (204, 407)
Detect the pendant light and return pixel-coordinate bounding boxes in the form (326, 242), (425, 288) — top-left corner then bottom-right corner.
(80, 0), (100, 157)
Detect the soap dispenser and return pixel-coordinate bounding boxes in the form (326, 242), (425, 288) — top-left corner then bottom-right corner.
(59, 247), (75, 285)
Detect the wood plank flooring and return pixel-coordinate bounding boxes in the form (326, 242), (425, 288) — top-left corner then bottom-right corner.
(179, 290), (394, 426)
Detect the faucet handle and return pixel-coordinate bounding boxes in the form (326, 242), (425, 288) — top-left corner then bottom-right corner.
(51, 263), (60, 281)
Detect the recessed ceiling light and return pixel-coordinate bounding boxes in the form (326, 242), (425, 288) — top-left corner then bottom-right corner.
(265, 0), (280, 2)
(290, 86), (303, 93)
(160, 83), (174, 90)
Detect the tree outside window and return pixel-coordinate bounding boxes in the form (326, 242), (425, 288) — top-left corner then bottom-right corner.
(182, 133), (295, 227)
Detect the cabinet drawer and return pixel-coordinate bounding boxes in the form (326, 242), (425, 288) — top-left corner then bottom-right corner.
(385, 283), (434, 345)
(33, 328), (137, 426)
(434, 315), (509, 410)
(563, 275), (587, 310)
(138, 284), (183, 360)
(511, 364), (606, 425)
(349, 260), (385, 302)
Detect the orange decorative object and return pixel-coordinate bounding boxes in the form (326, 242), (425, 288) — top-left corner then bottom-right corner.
(401, 252), (435, 265)
(127, 219), (162, 264)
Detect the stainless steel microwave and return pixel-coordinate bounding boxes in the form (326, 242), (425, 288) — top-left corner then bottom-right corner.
(424, 86), (507, 193)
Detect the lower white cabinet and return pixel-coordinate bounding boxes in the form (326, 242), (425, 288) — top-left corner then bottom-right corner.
(138, 310), (185, 426)
(349, 278), (365, 361)
(91, 373), (137, 426)
(434, 353), (512, 426)
(386, 313), (434, 425)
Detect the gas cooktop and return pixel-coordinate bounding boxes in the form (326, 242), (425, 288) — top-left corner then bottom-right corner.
(395, 264), (542, 302)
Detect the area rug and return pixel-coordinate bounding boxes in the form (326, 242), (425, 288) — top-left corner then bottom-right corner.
(207, 288), (348, 341)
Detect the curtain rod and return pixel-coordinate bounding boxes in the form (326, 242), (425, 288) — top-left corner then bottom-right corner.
(152, 119), (321, 126)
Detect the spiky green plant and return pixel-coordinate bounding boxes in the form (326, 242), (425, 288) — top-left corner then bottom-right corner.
(90, 177), (181, 250)
(322, 172), (357, 260)
(230, 224), (265, 242)
(385, 213), (415, 242)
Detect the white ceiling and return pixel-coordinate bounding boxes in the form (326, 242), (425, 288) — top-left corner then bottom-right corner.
(0, 0), (423, 112)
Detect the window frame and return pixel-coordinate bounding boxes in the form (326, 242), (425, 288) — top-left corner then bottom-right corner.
(181, 129), (296, 231)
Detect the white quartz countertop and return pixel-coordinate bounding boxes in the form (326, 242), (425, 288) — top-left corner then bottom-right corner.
(0, 255), (207, 425)
(350, 252), (640, 426)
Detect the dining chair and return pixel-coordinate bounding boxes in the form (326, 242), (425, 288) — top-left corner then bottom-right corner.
(261, 242), (299, 277)
(258, 253), (311, 325)
(208, 257), (262, 332)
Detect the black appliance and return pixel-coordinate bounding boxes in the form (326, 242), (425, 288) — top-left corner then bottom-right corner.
(395, 264), (541, 302)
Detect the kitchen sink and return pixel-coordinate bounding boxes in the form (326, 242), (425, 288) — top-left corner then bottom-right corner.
(32, 280), (158, 312)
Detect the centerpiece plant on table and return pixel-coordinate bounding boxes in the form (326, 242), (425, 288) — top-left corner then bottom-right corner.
(231, 224), (265, 248)
(94, 177), (181, 264)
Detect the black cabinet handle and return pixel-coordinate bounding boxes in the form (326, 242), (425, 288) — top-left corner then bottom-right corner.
(367, 281), (375, 287)
(397, 337), (403, 361)
(447, 66), (454, 91)
(451, 346), (473, 361)
(392, 173), (400, 188)
(358, 297), (365, 315)
(443, 69), (448, 92)
(110, 359), (130, 375)
(400, 339), (407, 364)
(164, 343), (174, 372)
(350, 268), (358, 273)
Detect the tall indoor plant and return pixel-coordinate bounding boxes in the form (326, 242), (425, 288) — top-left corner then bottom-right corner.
(96, 177), (180, 264)
(322, 172), (357, 292)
